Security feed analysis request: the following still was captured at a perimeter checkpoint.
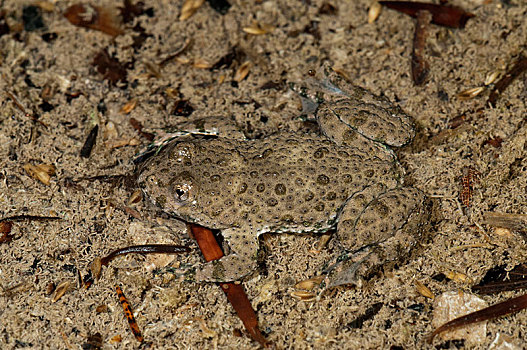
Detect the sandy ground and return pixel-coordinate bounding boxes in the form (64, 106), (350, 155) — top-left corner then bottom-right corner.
(1, 0), (527, 348)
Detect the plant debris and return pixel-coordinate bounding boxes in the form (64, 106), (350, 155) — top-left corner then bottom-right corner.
(473, 264), (527, 295)
(379, 1), (474, 28)
(89, 244), (190, 281)
(23, 163), (56, 185)
(411, 10), (431, 85)
(483, 136), (503, 148)
(415, 280), (434, 299)
(368, 2), (382, 24)
(457, 86), (486, 101)
(172, 99), (194, 117)
(430, 291), (487, 344)
(120, 99), (137, 114)
(0, 221), (14, 244)
(92, 49), (129, 84)
(243, 21), (273, 35)
(6, 91), (46, 127)
(80, 125), (99, 158)
(0, 215), (61, 222)
(52, 280), (71, 303)
(233, 61), (252, 82)
(428, 293), (527, 343)
(129, 118), (155, 141)
(83, 333), (103, 349)
(64, 4), (123, 36)
(158, 38), (192, 67)
(180, 0), (205, 21)
(487, 55), (527, 106)
(115, 285), (143, 342)
(119, 0), (150, 24)
(189, 224), (270, 347)
(482, 211), (527, 237)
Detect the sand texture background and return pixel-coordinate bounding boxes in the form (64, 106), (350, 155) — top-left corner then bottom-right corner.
(1, 0), (527, 348)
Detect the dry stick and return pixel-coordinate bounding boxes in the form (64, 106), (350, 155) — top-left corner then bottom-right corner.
(0, 215), (61, 222)
(100, 244), (191, 266)
(482, 212), (527, 233)
(189, 224), (270, 348)
(379, 1), (474, 28)
(86, 244), (191, 289)
(487, 55), (527, 106)
(428, 293), (527, 343)
(412, 10), (432, 85)
(6, 91), (48, 127)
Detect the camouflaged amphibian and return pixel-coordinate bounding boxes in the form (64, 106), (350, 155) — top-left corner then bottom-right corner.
(137, 65), (432, 286)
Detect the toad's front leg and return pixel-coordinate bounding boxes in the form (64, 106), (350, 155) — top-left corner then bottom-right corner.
(194, 227), (259, 282)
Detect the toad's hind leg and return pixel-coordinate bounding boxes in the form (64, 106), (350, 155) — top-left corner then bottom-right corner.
(194, 228), (259, 283)
(316, 106), (396, 163)
(326, 187), (431, 288)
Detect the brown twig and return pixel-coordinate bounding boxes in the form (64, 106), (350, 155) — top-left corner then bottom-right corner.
(487, 55), (527, 106)
(6, 91), (48, 127)
(88, 244), (191, 286)
(411, 10), (432, 85)
(473, 264), (527, 295)
(80, 125), (98, 158)
(379, 1), (474, 28)
(427, 293), (527, 343)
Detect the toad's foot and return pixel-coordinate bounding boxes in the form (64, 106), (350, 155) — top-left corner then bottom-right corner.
(324, 187), (432, 288)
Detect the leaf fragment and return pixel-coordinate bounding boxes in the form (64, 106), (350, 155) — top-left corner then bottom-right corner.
(64, 4), (123, 36)
(379, 1), (474, 28)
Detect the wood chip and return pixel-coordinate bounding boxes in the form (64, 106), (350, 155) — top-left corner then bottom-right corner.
(23, 163), (56, 185)
(430, 291), (487, 344)
(64, 4), (123, 36)
(193, 58), (213, 69)
(180, 0), (205, 21)
(290, 290), (316, 301)
(457, 86), (485, 100)
(295, 276), (324, 291)
(368, 2), (382, 23)
(415, 280), (435, 299)
(127, 189), (143, 205)
(243, 22), (273, 35)
(52, 281), (71, 303)
(120, 98), (137, 114)
(233, 61), (251, 82)
(483, 212), (527, 236)
(310, 233), (331, 253)
(484, 71), (500, 86)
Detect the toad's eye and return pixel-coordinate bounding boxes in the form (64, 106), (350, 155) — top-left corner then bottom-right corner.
(175, 188), (187, 200)
(172, 182), (193, 204)
(170, 171), (195, 204)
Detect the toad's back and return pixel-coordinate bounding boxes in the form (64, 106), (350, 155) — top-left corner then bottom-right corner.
(138, 133), (402, 235)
